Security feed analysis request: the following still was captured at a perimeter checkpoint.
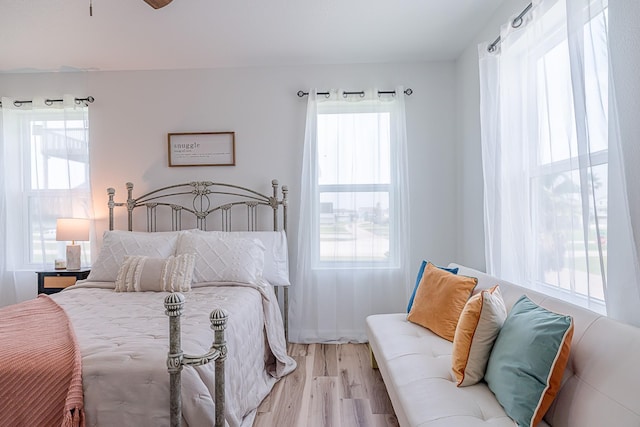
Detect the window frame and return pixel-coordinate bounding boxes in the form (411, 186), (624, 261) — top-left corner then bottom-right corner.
(523, 4), (609, 311)
(14, 109), (91, 269)
(312, 101), (400, 270)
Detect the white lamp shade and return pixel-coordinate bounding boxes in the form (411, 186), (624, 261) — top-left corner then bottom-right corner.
(56, 218), (90, 242)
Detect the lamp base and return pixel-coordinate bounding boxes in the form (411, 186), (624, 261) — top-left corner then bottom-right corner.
(66, 244), (82, 270)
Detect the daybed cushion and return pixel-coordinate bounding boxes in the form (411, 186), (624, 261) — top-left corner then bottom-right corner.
(366, 313), (519, 427)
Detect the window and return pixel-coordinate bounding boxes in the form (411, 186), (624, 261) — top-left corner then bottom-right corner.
(293, 88), (411, 342)
(528, 4), (609, 306)
(478, 1), (610, 313)
(311, 95), (405, 268)
(2, 100), (92, 269)
(317, 109), (391, 265)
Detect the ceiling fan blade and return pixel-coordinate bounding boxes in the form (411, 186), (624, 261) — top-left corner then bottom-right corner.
(143, 0), (173, 9)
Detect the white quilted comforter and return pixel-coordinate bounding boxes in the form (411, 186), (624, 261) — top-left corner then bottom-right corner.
(51, 281), (296, 427)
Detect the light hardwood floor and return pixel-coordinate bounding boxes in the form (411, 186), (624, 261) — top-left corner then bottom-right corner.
(254, 343), (399, 427)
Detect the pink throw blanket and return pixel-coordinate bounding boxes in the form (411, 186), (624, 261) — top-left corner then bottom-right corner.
(0, 295), (84, 427)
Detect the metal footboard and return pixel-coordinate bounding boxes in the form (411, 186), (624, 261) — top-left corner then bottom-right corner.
(164, 293), (228, 427)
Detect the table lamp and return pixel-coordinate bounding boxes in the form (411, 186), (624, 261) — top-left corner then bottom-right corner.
(56, 218), (90, 270)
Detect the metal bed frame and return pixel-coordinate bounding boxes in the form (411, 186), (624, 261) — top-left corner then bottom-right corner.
(107, 179), (289, 427)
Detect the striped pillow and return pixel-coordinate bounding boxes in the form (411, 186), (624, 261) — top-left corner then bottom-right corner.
(484, 295), (574, 427)
(115, 254), (195, 292)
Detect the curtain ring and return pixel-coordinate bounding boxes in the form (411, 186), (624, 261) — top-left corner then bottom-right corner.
(13, 100), (23, 107)
(45, 99), (54, 106)
(511, 3), (532, 29)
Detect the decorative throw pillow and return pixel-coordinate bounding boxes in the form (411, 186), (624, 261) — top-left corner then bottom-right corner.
(451, 285), (507, 386)
(176, 232), (265, 284)
(115, 253), (196, 292)
(88, 230), (181, 282)
(407, 262), (478, 341)
(407, 261), (459, 312)
(484, 295), (574, 427)
(191, 230), (290, 287)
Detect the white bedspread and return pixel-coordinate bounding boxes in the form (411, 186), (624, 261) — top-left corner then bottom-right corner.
(51, 281), (296, 427)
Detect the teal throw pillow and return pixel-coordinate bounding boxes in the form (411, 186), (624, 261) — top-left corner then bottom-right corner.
(406, 261), (458, 312)
(484, 295), (574, 427)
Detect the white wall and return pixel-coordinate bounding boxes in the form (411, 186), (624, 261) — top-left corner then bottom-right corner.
(610, 0), (640, 222)
(606, 0), (640, 324)
(1, 61), (459, 301)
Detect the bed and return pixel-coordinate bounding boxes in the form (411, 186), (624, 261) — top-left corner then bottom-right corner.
(6, 180), (296, 427)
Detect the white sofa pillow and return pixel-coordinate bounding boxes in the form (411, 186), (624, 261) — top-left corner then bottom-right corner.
(191, 230), (290, 287)
(176, 232), (265, 285)
(88, 230), (181, 282)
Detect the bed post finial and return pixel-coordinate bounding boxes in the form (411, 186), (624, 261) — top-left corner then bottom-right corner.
(271, 179), (279, 230)
(281, 185), (288, 234)
(107, 188), (116, 230)
(126, 182), (134, 231)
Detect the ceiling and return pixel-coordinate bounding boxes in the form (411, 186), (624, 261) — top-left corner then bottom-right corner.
(0, 0), (507, 73)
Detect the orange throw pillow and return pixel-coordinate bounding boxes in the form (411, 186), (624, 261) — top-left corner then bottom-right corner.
(407, 262), (478, 341)
(451, 285), (506, 386)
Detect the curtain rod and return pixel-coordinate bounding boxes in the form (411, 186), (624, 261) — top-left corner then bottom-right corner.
(487, 2), (533, 53)
(297, 88), (413, 98)
(0, 96), (95, 108)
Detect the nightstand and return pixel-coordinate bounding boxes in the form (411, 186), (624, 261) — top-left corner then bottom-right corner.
(36, 268), (91, 295)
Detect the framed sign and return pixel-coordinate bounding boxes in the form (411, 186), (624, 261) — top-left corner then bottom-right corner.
(168, 132), (235, 167)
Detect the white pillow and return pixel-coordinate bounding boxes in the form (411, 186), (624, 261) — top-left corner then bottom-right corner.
(191, 230), (290, 287)
(88, 230), (181, 282)
(115, 253), (195, 292)
(176, 232), (265, 284)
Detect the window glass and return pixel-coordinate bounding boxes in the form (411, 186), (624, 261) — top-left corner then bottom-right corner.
(315, 108), (395, 266)
(529, 8), (608, 305)
(20, 112), (91, 266)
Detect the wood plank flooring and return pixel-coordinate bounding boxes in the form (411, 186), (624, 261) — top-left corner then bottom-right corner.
(254, 343), (398, 427)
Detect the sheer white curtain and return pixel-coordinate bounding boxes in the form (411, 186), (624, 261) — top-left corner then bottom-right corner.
(479, 0), (640, 324)
(291, 88), (411, 343)
(0, 95), (93, 306)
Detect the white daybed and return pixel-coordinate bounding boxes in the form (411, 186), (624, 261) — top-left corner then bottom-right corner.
(367, 263), (640, 427)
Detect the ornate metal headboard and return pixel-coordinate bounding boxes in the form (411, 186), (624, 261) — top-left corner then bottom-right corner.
(106, 179), (289, 339)
(107, 179), (288, 233)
